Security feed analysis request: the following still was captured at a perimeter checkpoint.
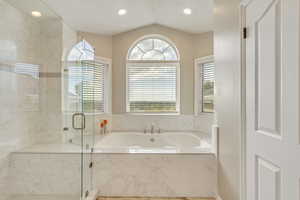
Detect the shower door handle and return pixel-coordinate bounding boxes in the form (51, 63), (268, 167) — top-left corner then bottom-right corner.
(72, 113), (86, 130)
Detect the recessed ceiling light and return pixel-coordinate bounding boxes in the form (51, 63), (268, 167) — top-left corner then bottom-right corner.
(31, 11), (42, 17)
(183, 8), (192, 15)
(118, 9), (127, 16)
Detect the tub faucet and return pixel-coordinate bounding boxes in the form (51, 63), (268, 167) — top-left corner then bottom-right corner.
(151, 123), (155, 134)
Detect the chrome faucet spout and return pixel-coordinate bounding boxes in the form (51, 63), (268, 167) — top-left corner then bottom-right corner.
(151, 123), (155, 134)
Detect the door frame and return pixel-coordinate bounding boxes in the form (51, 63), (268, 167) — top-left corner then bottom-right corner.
(239, 1), (250, 200)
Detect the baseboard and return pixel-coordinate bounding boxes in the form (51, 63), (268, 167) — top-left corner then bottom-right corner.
(216, 195), (223, 200)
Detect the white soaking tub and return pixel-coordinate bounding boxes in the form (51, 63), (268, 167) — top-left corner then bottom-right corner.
(94, 131), (212, 154)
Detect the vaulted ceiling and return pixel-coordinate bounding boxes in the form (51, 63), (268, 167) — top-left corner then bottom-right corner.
(42, 0), (214, 35)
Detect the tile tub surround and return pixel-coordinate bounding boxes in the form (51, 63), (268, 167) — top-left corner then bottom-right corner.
(112, 114), (215, 134)
(94, 154), (217, 197)
(8, 151), (217, 198)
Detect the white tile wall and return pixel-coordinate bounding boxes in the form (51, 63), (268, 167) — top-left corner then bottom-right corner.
(112, 114), (215, 134)
(0, 1), (65, 198)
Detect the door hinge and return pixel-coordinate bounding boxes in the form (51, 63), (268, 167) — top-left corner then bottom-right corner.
(85, 190), (89, 198)
(89, 162), (93, 168)
(243, 27), (247, 39)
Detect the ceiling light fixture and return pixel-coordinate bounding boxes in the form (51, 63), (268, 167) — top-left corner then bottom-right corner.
(118, 9), (127, 16)
(183, 8), (192, 15)
(31, 11), (42, 17)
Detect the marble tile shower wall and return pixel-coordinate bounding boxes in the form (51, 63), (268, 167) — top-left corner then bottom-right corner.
(38, 19), (63, 144)
(0, 0), (64, 198)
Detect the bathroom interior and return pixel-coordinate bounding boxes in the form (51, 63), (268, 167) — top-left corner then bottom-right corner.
(0, 0), (239, 199)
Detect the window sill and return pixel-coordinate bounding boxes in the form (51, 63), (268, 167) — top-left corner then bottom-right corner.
(194, 112), (215, 117)
(125, 112), (180, 116)
(63, 112), (111, 116)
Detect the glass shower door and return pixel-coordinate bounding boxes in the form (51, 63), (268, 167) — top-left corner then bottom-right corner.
(63, 59), (95, 200)
(80, 60), (97, 199)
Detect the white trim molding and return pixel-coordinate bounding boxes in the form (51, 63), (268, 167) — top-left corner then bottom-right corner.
(194, 55), (214, 115)
(95, 56), (112, 114)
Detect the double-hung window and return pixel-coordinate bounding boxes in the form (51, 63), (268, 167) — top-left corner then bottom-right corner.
(194, 56), (215, 114)
(126, 35), (180, 114)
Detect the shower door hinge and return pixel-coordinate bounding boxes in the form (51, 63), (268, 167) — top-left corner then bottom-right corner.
(243, 27), (247, 39)
(89, 162), (93, 168)
(85, 190), (89, 198)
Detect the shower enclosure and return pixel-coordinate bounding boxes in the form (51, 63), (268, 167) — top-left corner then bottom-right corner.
(63, 40), (108, 199)
(63, 58), (97, 199)
(0, 0), (100, 199)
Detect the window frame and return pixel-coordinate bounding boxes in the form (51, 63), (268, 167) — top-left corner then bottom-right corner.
(194, 55), (215, 115)
(64, 40), (112, 115)
(126, 35), (181, 115)
(94, 56), (112, 115)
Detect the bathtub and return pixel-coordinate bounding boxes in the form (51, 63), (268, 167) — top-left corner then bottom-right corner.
(15, 131), (216, 197)
(91, 131), (212, 154)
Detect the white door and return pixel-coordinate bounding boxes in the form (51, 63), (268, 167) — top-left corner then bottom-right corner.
(245, 0), (300, 199)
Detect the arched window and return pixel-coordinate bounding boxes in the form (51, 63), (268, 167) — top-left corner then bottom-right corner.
(128, 37), (179, 61)
(126, 35), (180, 113)
(66, 40), (109, 113)
(67, 40), (95, 61)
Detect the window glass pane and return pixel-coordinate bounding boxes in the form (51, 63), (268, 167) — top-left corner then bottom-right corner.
(81, 51), (94, 61)
(129, 46), (143, 60)
(128, 63), (178, 113)
(142, 50), (165, 60)
(128, 37), (178, 61)
(154, 39), (169, 52)
(67, 40), (94, 61)
(202, 62), (215, 113)
(68, 48), (82, 61)
(83, 40), (94, 53)
(68, 62), (106, 113)
(81, 62), (105, 112)
(163, 46), (178, 61)
(137, 39), (153, 52)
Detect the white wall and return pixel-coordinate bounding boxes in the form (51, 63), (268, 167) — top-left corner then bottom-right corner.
(214, 0), (242, 199)
(77, 31), (113, 59)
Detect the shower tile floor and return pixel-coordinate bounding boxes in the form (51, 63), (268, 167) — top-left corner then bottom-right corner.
(97, 197), (215, 200)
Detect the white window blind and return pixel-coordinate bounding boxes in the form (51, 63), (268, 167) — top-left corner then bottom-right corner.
(201, 62), (215, 113)
(127, 63), (179, 113)
(68, 61), (106, 113)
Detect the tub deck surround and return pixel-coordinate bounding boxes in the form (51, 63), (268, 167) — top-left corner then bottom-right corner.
(16, 131), (212, 154)
(7, 131), (216, 197)
(95, 131), (211, 154)
(8, 151), (217, 198)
